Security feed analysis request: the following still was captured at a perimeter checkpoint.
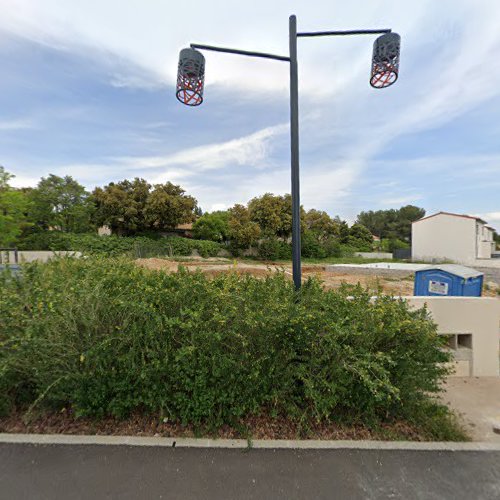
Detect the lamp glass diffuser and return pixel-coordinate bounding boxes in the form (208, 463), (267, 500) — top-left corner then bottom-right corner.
(370, 32), (400, 89)
(176, 48), (205, 106)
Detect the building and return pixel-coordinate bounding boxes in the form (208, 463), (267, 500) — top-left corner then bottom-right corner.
(412, 211), (495, 264)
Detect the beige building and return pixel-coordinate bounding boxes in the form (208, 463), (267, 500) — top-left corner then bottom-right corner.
(412, 212), (495, 264)
(406, 296), (500, 377)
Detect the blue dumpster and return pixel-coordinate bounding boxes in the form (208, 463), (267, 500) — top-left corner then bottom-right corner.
(414, 264), (483, 297)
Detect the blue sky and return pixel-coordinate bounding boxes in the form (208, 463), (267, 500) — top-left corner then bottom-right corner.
(0, 0), (499, 229)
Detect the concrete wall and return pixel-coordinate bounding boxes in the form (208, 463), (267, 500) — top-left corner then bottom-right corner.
(412, 214), (477, 264)
(1, 251), (82, 263)
(354, 252), (393, 259)
(404, 296), (500, 377)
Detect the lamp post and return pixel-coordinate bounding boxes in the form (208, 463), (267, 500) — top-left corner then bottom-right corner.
(176, 15), (401, 290)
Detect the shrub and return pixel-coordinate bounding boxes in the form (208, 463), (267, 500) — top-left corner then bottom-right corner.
(301, 231), (327, 259)
(0, 257), (454, 436)
(322, 237), (343, 258)
(257, 237), (292, 260)
(18, 232), (221, 258)
(192, 211), (230, 242)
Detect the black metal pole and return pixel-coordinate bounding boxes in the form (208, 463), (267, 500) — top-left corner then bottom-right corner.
(297, 28), (391, 38)
(190, 43), (289, 62)
(289, 15), (301, 290)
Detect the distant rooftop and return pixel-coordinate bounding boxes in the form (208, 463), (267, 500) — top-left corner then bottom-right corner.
(413, 211), (488, 225)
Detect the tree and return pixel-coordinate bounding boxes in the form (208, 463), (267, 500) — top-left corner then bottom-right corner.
(304, 209), (340, 241)
(192, 211), (230, 242)
(92, 178), (198, 235)
(0, 166), (31, 246)
(248, 193), (293, 239)
(227, 204), (261, 250)
(356, 205), (425, 241)
(396, 205), (426, 241)
(335, 217), (350, 244)
(347, 223), (373, 251)
(493, 231), (500, 248)
(29, 174), (93, 233)
(355, 210), (392, 239)
(144, 182), (197, 231)
(92, 178), (151, 235)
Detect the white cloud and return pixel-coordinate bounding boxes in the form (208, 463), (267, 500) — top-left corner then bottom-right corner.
(8, 174), (39, 187)
(380, 195), (422, 206)
(0, 118), (35, 130)
(1, 0), (500, 222)
(0, 0), (433, 92)
(120, 123), (288, 174)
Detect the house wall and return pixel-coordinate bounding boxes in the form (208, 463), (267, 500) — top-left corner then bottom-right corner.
(405, 296), (500, 377)
(412, 214), (477, 264)
(477, 223), (494, 259)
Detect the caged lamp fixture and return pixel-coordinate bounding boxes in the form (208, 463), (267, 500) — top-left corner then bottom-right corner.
(176, 48), (206, 106)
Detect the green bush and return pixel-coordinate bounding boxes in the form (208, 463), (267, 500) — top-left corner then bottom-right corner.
(257, 238), (292, 260)
(18, 232), (221, 258)
(322, 237), (342, 258)
(301, 231), (327, 259)
(0, 257), (455, 437)
(380, 238), (410, 253)
(192, 211), (230, 242)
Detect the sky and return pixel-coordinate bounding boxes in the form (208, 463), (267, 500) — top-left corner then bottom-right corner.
(0, 0), (499, 229)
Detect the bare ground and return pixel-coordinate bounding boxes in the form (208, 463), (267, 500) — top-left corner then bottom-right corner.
(136, 257), (500, 297)
(135, 258), (418, 295)
(0, 411), (427, 441)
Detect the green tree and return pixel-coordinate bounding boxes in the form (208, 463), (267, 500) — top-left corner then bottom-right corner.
(92, 178), (197, 235)
(493, 231), (500, 248)
(335, 217), (350, 244)
(192, 211), (230, 242)
(304, 209), (340, 241)
(228, 204), (261, 250)
(356, 205), (425, 241)
(29, 174), (93, 233)
(396, 205), (426, 241)
(144, 182), (197, 231)
(92, 178), (151, 235)
(248, 193), (294, 238)
(0, 167), (31, 246)
(347, 223), (373, 251)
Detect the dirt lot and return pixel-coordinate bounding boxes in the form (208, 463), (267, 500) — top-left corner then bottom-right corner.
(135, 257), (500, 297)
(135, 258), (419, 295)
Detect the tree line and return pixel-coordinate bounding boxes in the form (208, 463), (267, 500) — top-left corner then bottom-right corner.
(1, 165), (434, 254)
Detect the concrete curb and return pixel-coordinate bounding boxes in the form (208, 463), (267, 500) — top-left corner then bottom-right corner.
(1, 433), (500, 451)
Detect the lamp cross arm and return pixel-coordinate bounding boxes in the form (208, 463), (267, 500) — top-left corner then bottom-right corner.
(297, 28), (391, 38)
(190, 43), (290, 62)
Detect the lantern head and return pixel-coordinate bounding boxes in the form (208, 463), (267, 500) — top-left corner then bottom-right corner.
(370, 32), (400, 89)
(176, 48), (205, 106)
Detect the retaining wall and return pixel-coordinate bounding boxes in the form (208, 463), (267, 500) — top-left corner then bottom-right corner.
(1, 251), (82, 263)
(354, 252), (393, 259)
(404, 296), (500, 377)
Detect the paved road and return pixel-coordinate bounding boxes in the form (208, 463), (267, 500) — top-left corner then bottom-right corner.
(1, 444), (500, 499)
(477, 266), (500, 288)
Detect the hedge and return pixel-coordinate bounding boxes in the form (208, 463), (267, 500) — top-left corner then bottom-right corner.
(0, 257), (459, 438)
(18, 232), (222, 258)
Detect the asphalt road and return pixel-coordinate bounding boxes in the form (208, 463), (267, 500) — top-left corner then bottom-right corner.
(1, 444), (500, 499)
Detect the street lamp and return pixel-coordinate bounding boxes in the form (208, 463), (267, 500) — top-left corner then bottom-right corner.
(176, 15), (401, 290)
